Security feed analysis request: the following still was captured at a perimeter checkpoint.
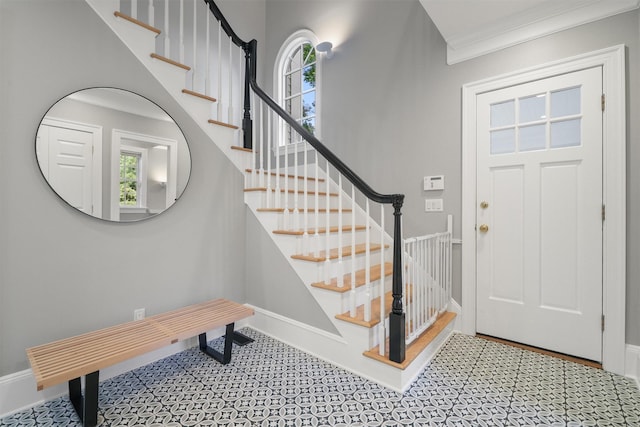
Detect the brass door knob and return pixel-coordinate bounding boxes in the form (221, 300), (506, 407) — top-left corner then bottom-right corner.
(479, 224), (489, 233)
(480, 201), (489, 209)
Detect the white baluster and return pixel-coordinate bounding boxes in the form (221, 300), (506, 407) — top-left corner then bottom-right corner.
(163, 0), (170, 58)
(302, 142), (309, 255)
(293, 138), (299, 231)
(337, 174), (343, 287)
(273, 110), (280, 209)
(251, 92), (257, 189)
(131, 0), (137, 19)
(323, 161), (331, 285)
(313, 153), (320, 257)
(179, 0), (184, 64)
(191, 0), (196, 90)
(350, 184), (356, 316)
(364, 199), (371, 322)
(148, 0), (154, 27)
(259, 101), (265, 190)
(228, 37), (233, 124)
(378, 205), (385, 356)
(205, 14), (210, 95)
(266, 106), (272, 209)
(283, 125), (289, 229)
(217, 21), (222, 120)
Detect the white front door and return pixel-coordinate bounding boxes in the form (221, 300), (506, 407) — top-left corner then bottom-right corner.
(476, 66), (603, 362)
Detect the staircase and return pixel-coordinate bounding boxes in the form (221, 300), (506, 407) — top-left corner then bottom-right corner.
(86, 0), (457, 391)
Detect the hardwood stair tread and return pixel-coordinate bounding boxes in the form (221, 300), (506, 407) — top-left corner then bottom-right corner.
(335, 285), (415, 328)
(208, 119), (239, 130)
(245, 169), (325, 182)
(311, 263), (393, 293)
(335, 292), (393, 328)
(291, 243), (388, 262)
(274, 225), (366, 236)
(257, 208), (352, 213)
(182, 89), (216, 103)
(363, 311), (457, 370)
(150, 53), (191, 71)
(245, 187), (339, 197)
(231, 146), (252, 153)
(114, 11), (161, 35)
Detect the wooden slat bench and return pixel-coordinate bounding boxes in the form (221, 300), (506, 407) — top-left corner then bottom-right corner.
(26, 299), (254, 427)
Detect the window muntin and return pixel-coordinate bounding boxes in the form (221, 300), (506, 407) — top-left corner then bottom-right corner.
(283, 41), (317, 144)
(276, 30), (321, 148)
(489, 85), (582, 155)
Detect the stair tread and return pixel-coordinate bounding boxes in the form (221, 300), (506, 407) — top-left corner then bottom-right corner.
(208, 119), (239, 130)
(231, 146), (252, 153)
(363, 311), (457, 370)
(246, 169), (325, 182)
(274, 225), (366, 236)
(335, 285), (415, 328)
(150, 53), (191, 71)
(291, 243), (387, 262)
(114, 11), (161, 35)
(311, 262), (393, 293)
(335, 291), (393, 328)
(257, 208), (352, 213)
(182, 89), (216, 103)
(245, 187), (338, 197)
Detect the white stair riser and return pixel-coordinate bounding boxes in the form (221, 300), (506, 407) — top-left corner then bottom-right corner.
(245, 173), (324, 193)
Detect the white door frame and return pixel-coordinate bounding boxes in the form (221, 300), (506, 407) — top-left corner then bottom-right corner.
(111, 129), (178, 221)
(461, 45), (626, 375)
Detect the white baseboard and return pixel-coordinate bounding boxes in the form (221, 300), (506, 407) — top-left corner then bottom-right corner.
(0, 323), (247, 419)
(245, 304), (455, 392)
(625, 344), (640, 390)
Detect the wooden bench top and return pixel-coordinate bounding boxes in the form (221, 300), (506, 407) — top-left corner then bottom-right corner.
(26, 299), (254, 391)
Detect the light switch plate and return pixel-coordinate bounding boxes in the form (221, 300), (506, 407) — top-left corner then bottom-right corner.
(425, 199), (444, 212)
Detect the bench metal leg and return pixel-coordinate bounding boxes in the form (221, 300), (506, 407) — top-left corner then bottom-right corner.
(69, 370), (99, 427)
(198, 323), (254, 364)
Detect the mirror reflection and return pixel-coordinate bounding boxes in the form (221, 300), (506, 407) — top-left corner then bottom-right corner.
(36, 88), (191, 222)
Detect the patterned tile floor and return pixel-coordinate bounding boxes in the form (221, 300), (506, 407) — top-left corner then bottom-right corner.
(2, 329), (639, 426)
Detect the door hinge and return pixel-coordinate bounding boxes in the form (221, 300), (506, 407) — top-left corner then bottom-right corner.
(601, 94), (605, 112)
(602, 204), (606, 222)
(602, 314), (605, 332)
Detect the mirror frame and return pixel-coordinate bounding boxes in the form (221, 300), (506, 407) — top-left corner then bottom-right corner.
(36, 87), (192, 222)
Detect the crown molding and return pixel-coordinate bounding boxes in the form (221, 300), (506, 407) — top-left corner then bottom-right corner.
(420, 0), (640, 64)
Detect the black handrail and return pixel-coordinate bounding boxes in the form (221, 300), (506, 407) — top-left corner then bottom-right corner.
(204, 0), (406, 363)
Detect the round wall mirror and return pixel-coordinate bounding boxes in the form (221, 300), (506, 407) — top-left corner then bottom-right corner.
(36, 88), (191, 222)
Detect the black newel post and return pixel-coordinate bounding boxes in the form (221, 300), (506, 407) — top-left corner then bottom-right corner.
(389, 195), (405, 363)
(242, 40), (256, 150)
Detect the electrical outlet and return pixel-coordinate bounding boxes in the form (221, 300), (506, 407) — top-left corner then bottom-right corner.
(134, 308), (145, 321)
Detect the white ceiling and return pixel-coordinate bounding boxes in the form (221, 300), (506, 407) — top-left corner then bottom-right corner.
(419, 0), (640, 64)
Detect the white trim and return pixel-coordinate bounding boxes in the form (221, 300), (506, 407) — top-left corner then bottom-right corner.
(625, 344), (640, 390)
(461, 45), (626, 375)
(245, 304), (454, 392)
(273, 29), (323, 146)
(0, 322), (250, 418)
(434, 0), (640, 64)
(37, 117), (103, 218)
(111, 129), (178, 221)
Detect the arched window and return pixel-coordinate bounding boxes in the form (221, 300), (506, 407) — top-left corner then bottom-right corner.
(275, 30), (321, 147)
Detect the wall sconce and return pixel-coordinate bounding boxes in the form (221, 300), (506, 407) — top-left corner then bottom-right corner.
(316, 41), (334, 59)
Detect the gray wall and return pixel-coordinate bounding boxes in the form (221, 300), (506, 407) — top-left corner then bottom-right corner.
(0, 0), (247, 375)
(263, 0), (640, 345)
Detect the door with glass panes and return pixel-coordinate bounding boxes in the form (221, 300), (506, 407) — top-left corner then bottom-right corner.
(476, 67), (603, 362)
